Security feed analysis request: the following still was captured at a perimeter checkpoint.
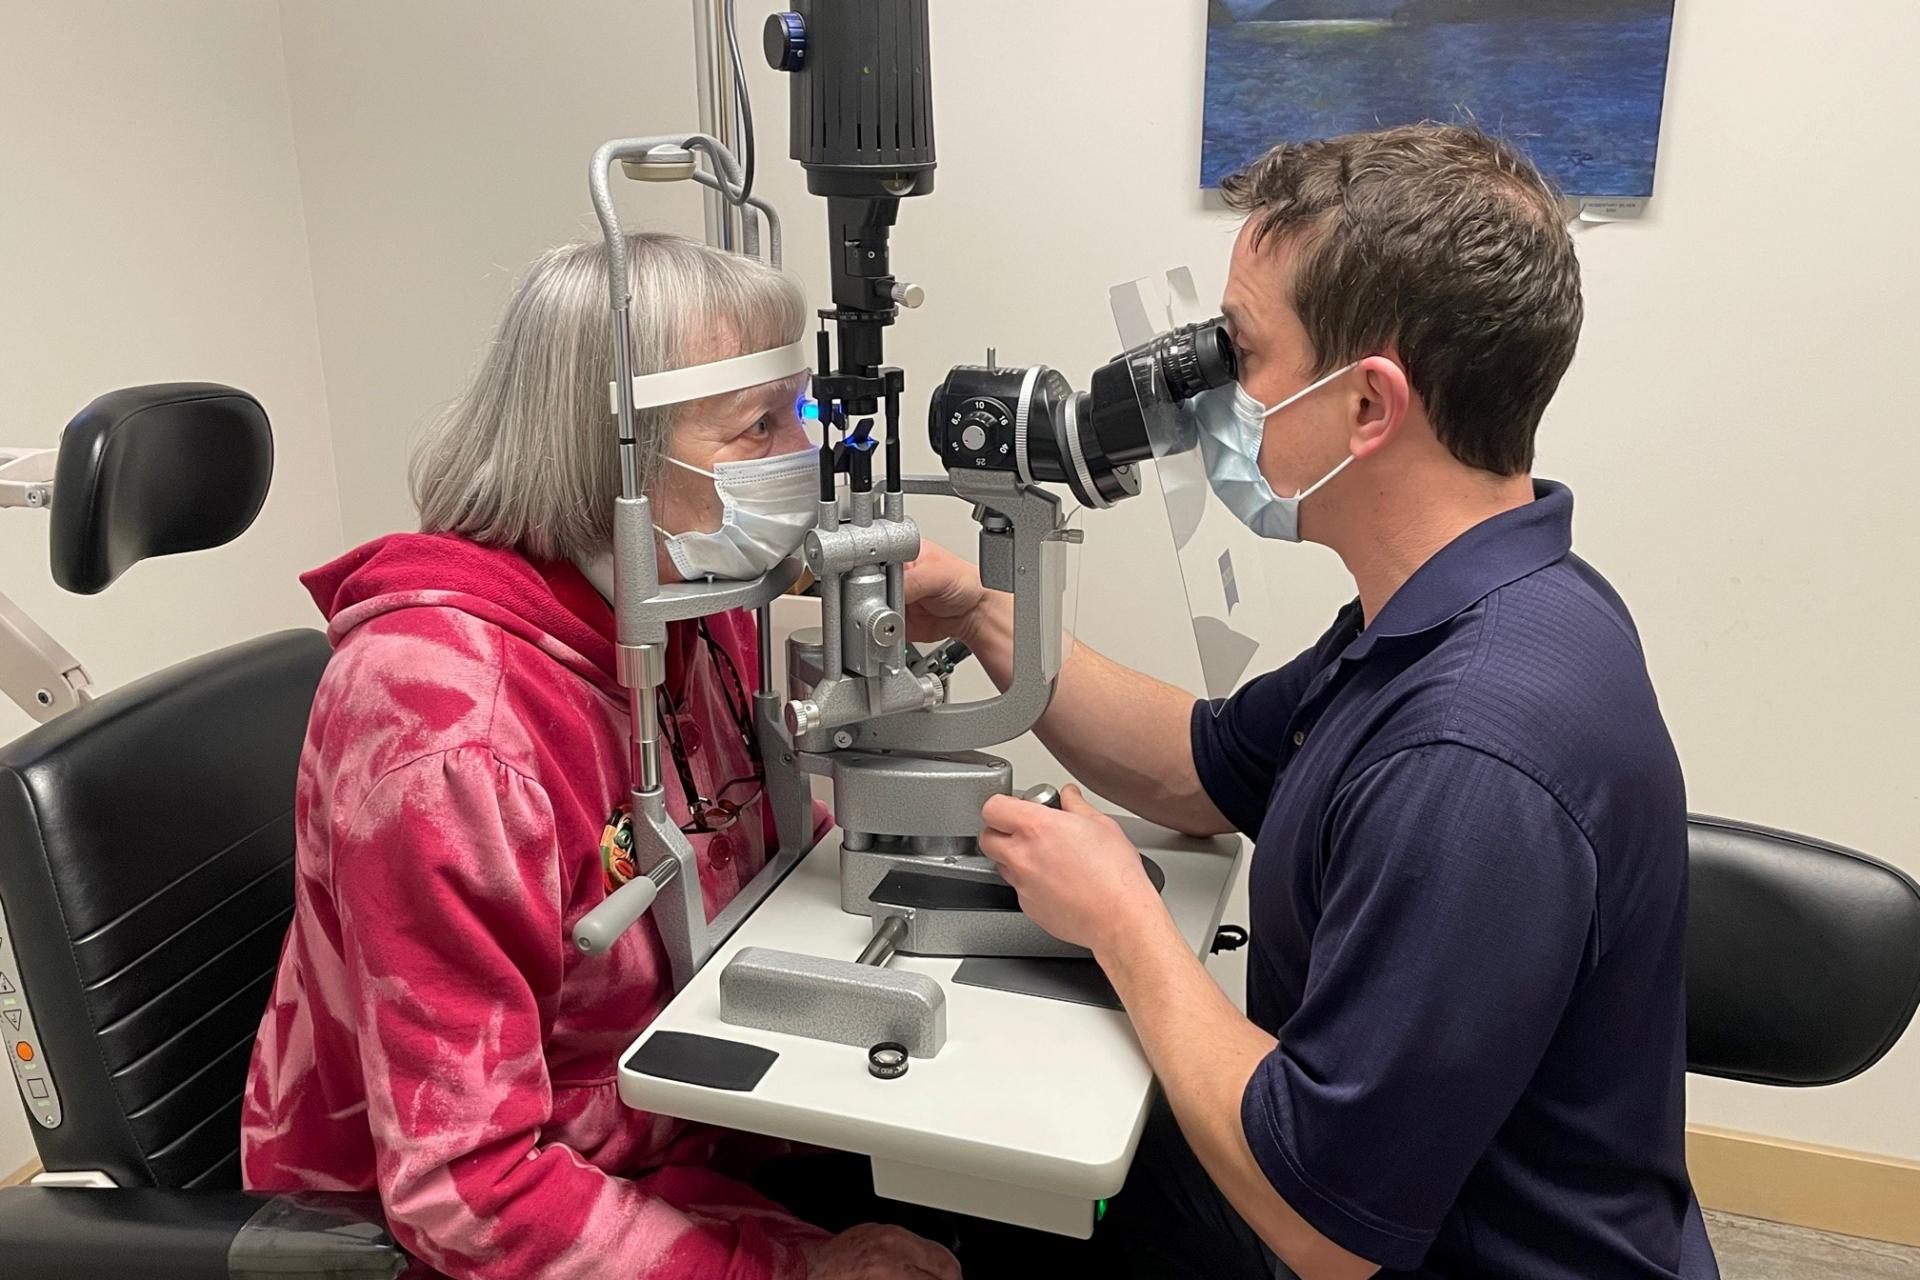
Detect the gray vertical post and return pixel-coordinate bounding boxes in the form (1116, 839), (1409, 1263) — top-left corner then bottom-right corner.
(691, 0), (743, 252)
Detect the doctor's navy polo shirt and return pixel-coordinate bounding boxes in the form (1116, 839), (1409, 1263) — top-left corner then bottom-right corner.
(1191, 481), (1718, 1279)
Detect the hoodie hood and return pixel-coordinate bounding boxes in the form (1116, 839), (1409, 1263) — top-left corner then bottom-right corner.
(303, 533), (619, 694)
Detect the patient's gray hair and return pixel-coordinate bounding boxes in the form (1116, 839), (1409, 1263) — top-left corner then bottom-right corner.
(410, 231), (807, 562)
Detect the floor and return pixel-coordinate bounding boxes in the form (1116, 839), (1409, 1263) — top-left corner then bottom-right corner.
(1706, 1211), (1920, 1278)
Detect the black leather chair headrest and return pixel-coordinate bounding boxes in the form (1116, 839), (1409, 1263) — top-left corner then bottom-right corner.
(1687, 815), (1920, 1086)
(50, 383), (272, 595)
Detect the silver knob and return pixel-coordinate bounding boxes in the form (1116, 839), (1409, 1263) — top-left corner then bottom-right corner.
(870, 609), (903, 646)
(960, 423), (987, 451)
(889, 281), (926, 309)
(786, 699), (822, 737)
(1019, 783), (1063, 809)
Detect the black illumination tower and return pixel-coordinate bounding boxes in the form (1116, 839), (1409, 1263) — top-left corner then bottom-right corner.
(765, 0), (934, 495)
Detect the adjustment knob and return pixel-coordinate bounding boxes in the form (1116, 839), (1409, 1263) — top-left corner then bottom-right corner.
(959, 407), (1001, 448)
(764, 12), (807, 71)
(786, 699), (822, 738)
(1019, 783), (1064, 809)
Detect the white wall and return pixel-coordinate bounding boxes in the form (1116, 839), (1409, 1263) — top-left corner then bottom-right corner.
(272, 0), (1920, 1163)
(277, 0), (726, 545)
(0, 1), (344, 1173)
(1548, 0), (1920, 1161)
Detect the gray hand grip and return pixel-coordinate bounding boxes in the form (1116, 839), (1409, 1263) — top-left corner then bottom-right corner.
(574, 865), (669, 954)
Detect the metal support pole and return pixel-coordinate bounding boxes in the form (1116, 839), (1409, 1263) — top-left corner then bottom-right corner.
(857, 915), (909, 967)
(613, 306), (639, 496)
(756, 603), (775, 691)
(692, 0), (743, 252)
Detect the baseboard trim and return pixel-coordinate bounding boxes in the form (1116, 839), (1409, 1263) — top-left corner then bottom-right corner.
(1689, 1125), (1920, 1247)
(3, 1158), (39, 1188)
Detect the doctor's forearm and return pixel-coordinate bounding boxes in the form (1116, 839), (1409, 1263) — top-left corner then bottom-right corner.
(1098, 911), (1379, 1280)
(961, 589), (1231, 835)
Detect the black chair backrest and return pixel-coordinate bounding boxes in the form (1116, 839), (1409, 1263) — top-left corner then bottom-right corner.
(0, 630), (331, 1188)
(51, 383), (273, 595)
(1687, 815), (1920, 1086)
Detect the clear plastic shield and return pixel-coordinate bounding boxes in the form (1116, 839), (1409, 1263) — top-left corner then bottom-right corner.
(1111, 268), (1277, 704)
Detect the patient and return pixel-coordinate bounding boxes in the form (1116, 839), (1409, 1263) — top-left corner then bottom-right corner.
(241, 232), (959, 1280)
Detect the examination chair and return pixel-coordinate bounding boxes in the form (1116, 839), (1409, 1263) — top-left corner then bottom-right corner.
(1684, 814), (1920, 1086)
(0, 385), (406, 1277)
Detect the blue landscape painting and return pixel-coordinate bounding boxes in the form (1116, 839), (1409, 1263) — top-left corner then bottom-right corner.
(1202, 0), (1676, 197)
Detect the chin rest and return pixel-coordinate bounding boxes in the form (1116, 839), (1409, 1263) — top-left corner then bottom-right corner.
(50, 382), (272, 595)
(0, 1188), (404, 1279)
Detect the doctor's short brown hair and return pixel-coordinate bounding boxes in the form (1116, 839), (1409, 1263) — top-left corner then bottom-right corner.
(1220, 124), (1583, 477)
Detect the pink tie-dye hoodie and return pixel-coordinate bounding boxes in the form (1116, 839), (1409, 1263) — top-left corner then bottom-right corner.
(241, 532), (826, 1279)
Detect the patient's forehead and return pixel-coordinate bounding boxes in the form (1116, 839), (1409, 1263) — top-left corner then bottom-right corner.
(675, 373), (809, 440)
(720, 371), (810, 420)
(674, 318), (743, 368)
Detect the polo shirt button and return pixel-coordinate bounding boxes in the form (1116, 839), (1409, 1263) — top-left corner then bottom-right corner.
(706, 833), (735, 870)
(1292, 730), (1307, 747)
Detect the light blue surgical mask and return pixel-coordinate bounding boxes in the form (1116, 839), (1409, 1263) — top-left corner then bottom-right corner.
(1189, 362), (1357, 542)
(653, 447), (820, 581)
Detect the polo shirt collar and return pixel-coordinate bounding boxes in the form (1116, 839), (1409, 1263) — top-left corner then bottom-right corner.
(1344, 480), (1574, 662)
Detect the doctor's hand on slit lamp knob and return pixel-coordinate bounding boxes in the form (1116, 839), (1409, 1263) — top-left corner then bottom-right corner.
(900, 541), (988, 645)
(1018, 782), (1063, 809)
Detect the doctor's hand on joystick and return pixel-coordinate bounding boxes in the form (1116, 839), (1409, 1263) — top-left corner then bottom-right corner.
(978, 784), (1164, 956)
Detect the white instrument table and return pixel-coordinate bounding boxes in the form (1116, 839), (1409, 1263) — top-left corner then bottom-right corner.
(618, 817), (1244, 1236)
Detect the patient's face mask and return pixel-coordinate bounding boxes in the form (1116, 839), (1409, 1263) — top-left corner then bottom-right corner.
(617, 335), (819, 581)
(655, 448), (818, 580)
(1188, 362), (1356, 543)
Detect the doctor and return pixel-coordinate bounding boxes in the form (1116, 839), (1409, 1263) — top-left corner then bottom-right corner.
(906, 125), (1718, 1280)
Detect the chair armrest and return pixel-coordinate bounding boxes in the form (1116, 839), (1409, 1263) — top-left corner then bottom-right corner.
(0, 1187), (406, 1279)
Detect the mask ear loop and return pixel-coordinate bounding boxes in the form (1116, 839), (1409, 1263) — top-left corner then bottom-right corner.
(663, 455), (721, 481)
(1292, 453), (1356, 502)
(1256, 361), (1358, 421)
(650, 456), (725, 545)
(1255, 361), (1360, 498)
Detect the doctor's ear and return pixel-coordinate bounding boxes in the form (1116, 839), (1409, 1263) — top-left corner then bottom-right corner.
(1348, 354), (1411, 460)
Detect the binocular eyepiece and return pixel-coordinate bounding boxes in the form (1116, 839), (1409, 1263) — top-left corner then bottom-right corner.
(1146, 318), (1238, 403)
(929, 318), (1237, 509)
